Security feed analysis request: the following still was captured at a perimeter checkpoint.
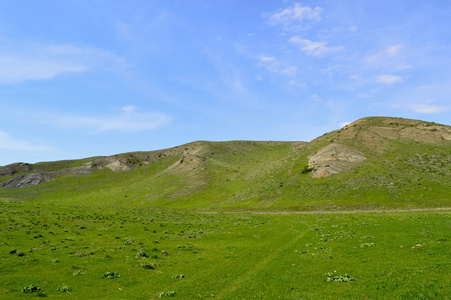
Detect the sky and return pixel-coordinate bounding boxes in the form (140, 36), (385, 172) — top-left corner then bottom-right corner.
(0, 0), (450, 165)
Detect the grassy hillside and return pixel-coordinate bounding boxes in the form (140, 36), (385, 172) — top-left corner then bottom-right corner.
(0, 117), (450, 211)
(1, 116), (450, 299)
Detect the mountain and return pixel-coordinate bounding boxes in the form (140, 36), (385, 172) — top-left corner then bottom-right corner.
(1, 116), (450, 211)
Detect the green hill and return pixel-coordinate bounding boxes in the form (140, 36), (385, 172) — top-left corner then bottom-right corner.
(1, 116), (450, 211)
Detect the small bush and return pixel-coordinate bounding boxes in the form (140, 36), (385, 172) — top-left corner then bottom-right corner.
(102, 271), (120, 279)
(142, 263), (156, 270)
(158, 291), (176, 297)
(22, 285), (46, 296)
(72, 270), (85, 276)
(57, 285), (72, 292)
(172, 274), (186, 279)
(136, 249), (148, 258)
(325, 273), (356, 282)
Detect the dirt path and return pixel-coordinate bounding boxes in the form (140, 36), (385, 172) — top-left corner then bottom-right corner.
(201, 207), (451, 215)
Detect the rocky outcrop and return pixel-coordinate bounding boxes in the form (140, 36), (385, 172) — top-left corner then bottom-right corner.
(308, 143), (366, 178)
(0, 163), (33, 176)
(0, 173), (52, 189)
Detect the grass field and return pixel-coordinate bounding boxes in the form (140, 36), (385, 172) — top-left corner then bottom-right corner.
(1, 200), (449, 299)
(1, 118), (450, 298)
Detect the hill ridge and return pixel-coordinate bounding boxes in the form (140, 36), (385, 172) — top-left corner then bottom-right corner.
(0, 116), (450, 211)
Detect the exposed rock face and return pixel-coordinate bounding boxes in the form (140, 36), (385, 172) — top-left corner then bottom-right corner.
(65, 162), (94, 175)
(92, 157), (134, 172)
(308, 143), (366, 178)
(0, 173), (52, 189)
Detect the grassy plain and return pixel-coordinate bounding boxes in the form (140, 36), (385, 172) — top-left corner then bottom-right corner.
(1, 200), (449, 299)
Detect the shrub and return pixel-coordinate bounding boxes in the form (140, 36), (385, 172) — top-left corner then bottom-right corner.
(22, 285), (46, 296)
(102, 271), (120, 279)
(136, 249), (148, 258)
(325, 273), (356, 282)
(57, 285), (72, 292)
(141, 263), (156, 270)
(172, 274), (186, 279)
(72, 270), (85, 276)
(157, 291), (176, 297)
(22, 285), (41, 293)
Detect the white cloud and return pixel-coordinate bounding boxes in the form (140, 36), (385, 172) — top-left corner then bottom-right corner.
(0, 131), (49, 151)
(0, 56), (87, 83)
(377, 74), (404, 85)
(310, 94), (321, 102)
(340, 121), (352, 128)
(267, 3), (322, 28)
(0, 41), (126, 84)
(386, 44), (402, 57)
(33, 107), (171, 133)
(322, 65), (344, 74)
(257, 55), (297, 77)
(280, 66), (298, 77)
(365, 44), (403, 63)
(288, 80), (307, 88)
(122, 105), (137, 113)
(258, 56), (276, 62)
(289, 36), (343, 56)
(410, 104), (448, 114)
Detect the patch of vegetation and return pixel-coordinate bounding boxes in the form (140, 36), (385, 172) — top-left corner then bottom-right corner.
(157, 291), (176, 297)
(325, 273), (356, 282)
(102, 271), (120, 279)
(57, 285), (72, 292)
(21, 285), (46, 297)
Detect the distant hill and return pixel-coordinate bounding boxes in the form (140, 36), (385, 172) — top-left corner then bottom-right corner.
(1, 116), (450, 211)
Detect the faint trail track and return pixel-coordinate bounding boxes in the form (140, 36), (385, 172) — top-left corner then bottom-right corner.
(215, 227), (311, 299)
(201, 207), (451, 215)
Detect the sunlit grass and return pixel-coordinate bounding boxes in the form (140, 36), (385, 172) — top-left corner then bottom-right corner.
(1, 201), (449, 299)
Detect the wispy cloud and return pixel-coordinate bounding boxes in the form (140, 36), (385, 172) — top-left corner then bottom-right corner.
(365, 44), (403, 63)
(0, 41), (127, 84)
(289, 36), (343, 56)
(377, 74), (404, 85)
(280, 66), (298, 77)
(410, 103), (448, 114)
(33, 106), (172, 133)
(257, 55), (297, 77)
(266, 3), (322, 29)
(0, 130), (49, 151)
(364, 44), (411, 71)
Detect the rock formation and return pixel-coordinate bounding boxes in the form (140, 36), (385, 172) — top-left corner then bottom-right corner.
(308, 143), (366, 178)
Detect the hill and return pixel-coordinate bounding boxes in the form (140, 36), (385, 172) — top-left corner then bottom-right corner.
(0, 116), (450, 211)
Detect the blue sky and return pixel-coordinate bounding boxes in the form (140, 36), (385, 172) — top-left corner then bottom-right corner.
(0, 0), (450, 165)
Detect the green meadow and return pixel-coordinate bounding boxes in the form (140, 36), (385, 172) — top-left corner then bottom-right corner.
(1, 200), (449, 299)
(1, 117), (450, 298)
